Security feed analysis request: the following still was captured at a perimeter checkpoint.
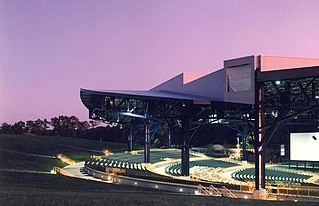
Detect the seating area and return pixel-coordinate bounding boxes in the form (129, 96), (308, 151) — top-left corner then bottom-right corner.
(165, 162), (182, 176)
(190, 159), (238, 168)
(85, 158), (146, 171)
(231, 168), (312, 184)
(275, 162), (319, 173)
(85, 149), (195, 173)
(165, 159), (238, 176)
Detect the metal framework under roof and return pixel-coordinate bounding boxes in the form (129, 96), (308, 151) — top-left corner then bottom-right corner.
(254, 66), (319, 190)
(80, 56), (319, 192)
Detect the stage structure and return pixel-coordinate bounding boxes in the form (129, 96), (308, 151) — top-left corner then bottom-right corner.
(80, 55), (319, 197)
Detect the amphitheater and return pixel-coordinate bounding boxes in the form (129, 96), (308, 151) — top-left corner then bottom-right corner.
(63, 148), (319, 201)
(77, 55), (319, 201)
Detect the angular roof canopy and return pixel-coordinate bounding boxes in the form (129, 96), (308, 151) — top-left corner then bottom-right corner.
(81, 55), (319, 110)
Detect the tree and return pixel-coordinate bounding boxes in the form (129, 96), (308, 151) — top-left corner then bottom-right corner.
(76, 121), (90, 137)
(89, 120), (100, 128)
(0, 122), (13, 134)
(26, 120), (35, 134)
(50, 115), (82, 137)
(25, 119), (49, 135)
(12, 121), (26, 134)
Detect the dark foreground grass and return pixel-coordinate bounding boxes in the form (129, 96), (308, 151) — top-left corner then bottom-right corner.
(1, 171), (318, 206)
(4, 190), (316, 206)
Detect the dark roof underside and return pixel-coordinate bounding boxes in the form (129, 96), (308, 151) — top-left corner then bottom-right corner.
(80, 88), (215, 102)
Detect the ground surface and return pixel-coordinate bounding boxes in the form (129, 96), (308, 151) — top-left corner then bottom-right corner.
(0, 134), (318, 206)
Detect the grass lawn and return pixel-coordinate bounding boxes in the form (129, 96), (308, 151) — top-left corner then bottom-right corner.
(0, 134), (127, 171)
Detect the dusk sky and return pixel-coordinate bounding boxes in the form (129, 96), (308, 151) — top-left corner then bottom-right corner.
(1, 0), (319, 124)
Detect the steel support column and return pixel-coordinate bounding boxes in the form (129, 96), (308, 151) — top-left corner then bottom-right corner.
(168, 127), (172, 148)
(127, 128), (133, 152)
(144, 121), (151, 163)
(181, 107), (191, 176)
(181, 141), (190, 176)
(255, 82), (266, 190)
(242, 131), (247, 161)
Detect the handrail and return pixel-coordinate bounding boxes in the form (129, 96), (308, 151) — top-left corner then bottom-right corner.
(56, 154), (76, 165)
(209, 185), (222, 196)
(53, 166), (75, 177)
(198, 184), (236, 197)
(197, 184), (210, 195)
(221, 186), (237, 198)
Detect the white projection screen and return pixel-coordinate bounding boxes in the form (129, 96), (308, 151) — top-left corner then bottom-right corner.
(290, 132), (319, 161)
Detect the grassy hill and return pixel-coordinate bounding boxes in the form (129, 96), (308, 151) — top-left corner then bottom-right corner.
(0, 134), (126, 171)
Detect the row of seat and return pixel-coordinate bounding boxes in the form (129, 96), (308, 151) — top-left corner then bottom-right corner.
(231, 168), (311, 183)
(190, 159), (238, 168)
(165, 159), (238, 176)
(100, 152), (168, 164)
(165, 162), (182, 176)
(85, 158), (146, 171)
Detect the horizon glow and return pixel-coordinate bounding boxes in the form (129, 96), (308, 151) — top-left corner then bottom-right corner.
(1, 0), (319, 123)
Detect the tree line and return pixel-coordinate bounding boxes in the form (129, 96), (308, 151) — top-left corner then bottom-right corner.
(0, 115), (126, 143)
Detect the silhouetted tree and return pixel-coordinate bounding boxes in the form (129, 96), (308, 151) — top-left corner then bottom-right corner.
(0, 122), (13, 134)
(0, 115), (126, 143)
(25, 119), (50, 135)
(50, 115), (82, 137)
(12, 121), (26, 134)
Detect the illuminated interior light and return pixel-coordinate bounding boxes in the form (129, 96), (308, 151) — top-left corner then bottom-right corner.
(244, 195), (248, 199)
(155, 185), (158, 188)
(179, 188), (183, 192)
(134, 182), (137, 185)
(315, 95), (319, 99)
(275, 80), (281, 85)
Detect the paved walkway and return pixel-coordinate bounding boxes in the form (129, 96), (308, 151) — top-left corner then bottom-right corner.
(63, 162), (113, 183)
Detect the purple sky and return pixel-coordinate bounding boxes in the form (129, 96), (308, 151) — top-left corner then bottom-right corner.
(1, 0), (319, 124)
